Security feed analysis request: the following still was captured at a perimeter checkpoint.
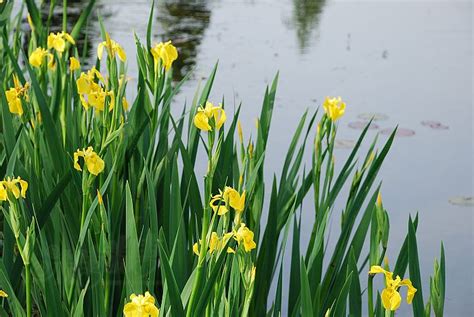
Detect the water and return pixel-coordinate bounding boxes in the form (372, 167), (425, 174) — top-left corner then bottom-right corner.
(32, 0), (474, 315)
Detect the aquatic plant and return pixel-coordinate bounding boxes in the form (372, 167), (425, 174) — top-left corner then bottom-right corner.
(0, 1), (445, 316)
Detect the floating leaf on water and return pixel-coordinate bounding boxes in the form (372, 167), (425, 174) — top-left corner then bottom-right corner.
(348, 121), (379, 130)
(334, 139), (356, 149)
(357, 113), (389, 121)
(421, 120), (449, 130)
(448, 196), (473, 207)
(380, 128), (415, 137)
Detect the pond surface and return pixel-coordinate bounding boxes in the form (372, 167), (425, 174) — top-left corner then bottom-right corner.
(37, 0), (474, 315)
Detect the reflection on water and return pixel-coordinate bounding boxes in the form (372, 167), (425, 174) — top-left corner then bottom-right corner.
(28, 0), (94, 64)
(155, 1), (211, 81)
(287, 0), (326, 52)
(39, 0), (84, 32)
(31, 0), (212, 80)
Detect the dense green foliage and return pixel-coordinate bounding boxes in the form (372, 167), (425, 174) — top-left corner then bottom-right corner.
(0, 1), (445, 316)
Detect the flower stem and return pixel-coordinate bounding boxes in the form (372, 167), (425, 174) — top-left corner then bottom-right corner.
(104, 270), (110, 316)
(80, 193), (87, 229)
(368, 275), (375, 317)
(80, 174), (89, 229)
(25, 264), (32, 317)
(187, 135), (215, 316)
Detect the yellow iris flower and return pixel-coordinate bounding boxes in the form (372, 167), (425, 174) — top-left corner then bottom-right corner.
(97, 33), (126, 62)
(123, 292), (159, 317)
(210, 191), (229, 215)
(210, 232), (235, 254)
(209, 186), (245, 215)
(70, 57), (80, 71)
(209, 232), (220, 253)
(29, 47), (53, 68)
(322, 96), (346, 121)
(0, 290), (7, 297)
(150, 41), (178, 71)
(194, 112), (211, 131)
(234, 223), (257, 252)
(73, 147), (105, 176)
(0, 177), (28, 201)
(5, 75), (29, 116)
(193, 232), (235, 256)
(193, 101), (226, 132)
(76, 68), (114, 112)
(47, 31), (75, 53)
(369, 265), (417, 311)
(88, 87), (115, 112)
(224, 187), (246, 212)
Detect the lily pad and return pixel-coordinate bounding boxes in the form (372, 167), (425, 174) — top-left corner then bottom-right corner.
(421, 120), (449, 130)
(380, 128), (415, 137)
(448, 196), (473, 207)
(357, 113), (389, 121)
(348, 121), (379, 130)
(335, 139), (356, 149)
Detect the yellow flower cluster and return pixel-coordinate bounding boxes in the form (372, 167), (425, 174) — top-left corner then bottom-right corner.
(194, 185), (256, 255)
(47, 31), (75, 53)
(0, 290), (7, 298)
(29, 32), (76, 69)
(5, 75), (29, 116)
(210, 232), (235, 254)
(322, 96), (346, 122)
(193, 231), (235, 256)
(73, 147), (105, 176)
(76, 68), (114, 112)
(123, 292), (159, 317)
(97, 34), (126, 62)
(210, 186), (245, 215)
(193, 101), (227, 132)
(151, 41), (178, 71)
(0, 177), (28, 201)
(193, 225), (257, 255)
(234, 223), (257, 252)
(369, 265), (417, 311)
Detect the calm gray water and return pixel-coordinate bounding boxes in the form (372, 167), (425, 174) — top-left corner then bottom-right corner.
(30, 0), (474, 315)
